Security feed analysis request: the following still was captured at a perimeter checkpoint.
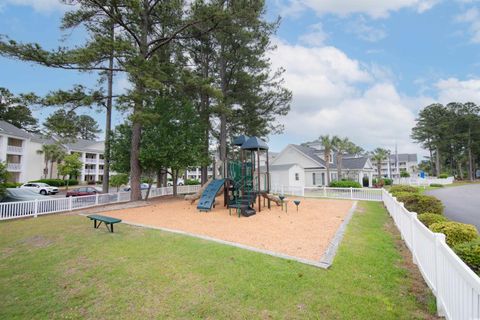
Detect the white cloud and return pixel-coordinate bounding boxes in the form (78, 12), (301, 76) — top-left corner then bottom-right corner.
(299, 23), (328, 46)
(4, 0), (67, 13)
(280, 0), (439, 19)
(455, 8), (480, 43)
(268, 39), (423, 154)
(347, 17), (387, 42)
(435, 77), (480, 103)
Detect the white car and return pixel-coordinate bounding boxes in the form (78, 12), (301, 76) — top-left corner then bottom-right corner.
(167, 178), (184, 186)
(20, 182), (59, 195)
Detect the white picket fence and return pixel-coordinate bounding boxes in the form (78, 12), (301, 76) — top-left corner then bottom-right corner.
(394, 176), (455, 186)
(0, 185), (201, 221)
(270, 185), (383, 202)
(382, 189), (480, 320)
(270, 184), (480, 319)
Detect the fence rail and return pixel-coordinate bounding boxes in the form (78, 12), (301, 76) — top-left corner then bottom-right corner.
(270, 185), (383, 202)
(382, 189), (480, 320)
(393, 176), (455, 186)
(0, 185), (201, 221)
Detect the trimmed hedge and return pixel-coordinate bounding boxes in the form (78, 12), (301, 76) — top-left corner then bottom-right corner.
(400, 171), (410, 178)
(418, 213), (448, 227)
(439, 173), (449, 179)
(429, 183), (444, 188)
(383, 178), (393, 186)
(389, 185), (419, 196)
(4, 182), (22, 188)
(395, 193), (444, 215)
(454, 239), (480, 276)
(31, 179), (79, 187)
(430, 222), (478, 247)
(185, 179), (200, 185)
(329, 180), (362, 188)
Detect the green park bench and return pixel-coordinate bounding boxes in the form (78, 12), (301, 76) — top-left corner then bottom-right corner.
(87, 215), (122, 233)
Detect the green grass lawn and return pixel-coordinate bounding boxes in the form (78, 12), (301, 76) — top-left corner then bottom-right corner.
(0, 202), (436, 319)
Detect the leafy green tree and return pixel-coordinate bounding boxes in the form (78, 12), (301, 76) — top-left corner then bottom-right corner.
(77, 115), (101, 140)
(110, 173), (129, 192)
(0, 88), (38, 132)
(0, 162), (10, 196)
(371, 148), (391, 178)
(57, 153), (83, 190)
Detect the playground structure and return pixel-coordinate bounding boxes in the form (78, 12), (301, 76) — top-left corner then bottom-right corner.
(195, 135), (280, 217)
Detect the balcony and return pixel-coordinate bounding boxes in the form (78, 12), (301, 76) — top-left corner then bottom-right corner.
(84, 158), (97, 164)
(7, 163), (21, 171)
(7, 145), (23, 154)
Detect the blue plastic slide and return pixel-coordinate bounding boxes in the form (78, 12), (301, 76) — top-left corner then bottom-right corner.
(197, 179), (225, 212)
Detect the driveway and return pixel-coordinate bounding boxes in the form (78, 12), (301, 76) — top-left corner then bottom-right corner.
(426, 184), (480, 230)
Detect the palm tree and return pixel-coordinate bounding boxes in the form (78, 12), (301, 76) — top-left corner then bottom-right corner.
(333, 136), (350, 180)
(36, 144), (64, 179)
(320, 135), (336, 185)
(371, 148), (391, 178)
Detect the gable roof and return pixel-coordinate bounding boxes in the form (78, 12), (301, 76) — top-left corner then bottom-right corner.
(0, 120), (32, 139)
(290, 144), (327, 167)
(65, 139), (104, 153)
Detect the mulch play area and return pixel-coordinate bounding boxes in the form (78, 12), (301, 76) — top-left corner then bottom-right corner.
(104, 196), (355, 263)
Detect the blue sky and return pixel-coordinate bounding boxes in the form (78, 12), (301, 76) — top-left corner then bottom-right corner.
(1, 0), (480, 156)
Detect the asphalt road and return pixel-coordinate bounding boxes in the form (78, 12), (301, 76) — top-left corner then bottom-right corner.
(426, 184), (480, 230)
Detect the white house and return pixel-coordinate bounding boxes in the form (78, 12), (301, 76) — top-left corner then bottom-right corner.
(270, 144), (375, 187)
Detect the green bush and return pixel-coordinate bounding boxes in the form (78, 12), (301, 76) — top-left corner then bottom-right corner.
(395, 193), (444, 215)
(400, 171), (410, 178)
(383, 178), (393, 186)
(418, 213), (448, 227)
(329, 180), (362, 188)
(31, 179), (79, 187)
(389, 185), (419, 196)
(454, 239), (480, 275)
(4, 182), (22, 188)
(430, 222), (478, 247)
(185, 179), (200, 185)
(439, 173), (449, 179)
(429, 183), (444, 188)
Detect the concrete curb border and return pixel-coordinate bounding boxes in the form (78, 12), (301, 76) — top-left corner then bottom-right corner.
(80, 201), (358, 269)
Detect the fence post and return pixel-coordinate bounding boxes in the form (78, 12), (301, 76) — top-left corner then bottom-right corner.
(34, 199), (38, 218)
(323, 186), (326, 197)
(117, 192), (121, 202)
(69, 196), (73, 211)
(350, 187), (353, 199)
(95, 193), (99, 205)
(434, 233), (446, 317)
(410, 212), (417, 264)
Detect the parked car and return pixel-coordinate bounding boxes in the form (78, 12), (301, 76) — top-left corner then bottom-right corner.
(66, 187), (100, 197)
(20, 182), (59, 195)
(1, 188), (52, 202)
(123, 183), (150, 191)
(167, 178), (184, 186)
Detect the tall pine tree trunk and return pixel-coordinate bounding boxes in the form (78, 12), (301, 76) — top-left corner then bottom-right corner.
(468, 128), (474, 181)
(435, 147), (441, 177)
(102, 19), (114, 194)
(219, 54), (228, 179)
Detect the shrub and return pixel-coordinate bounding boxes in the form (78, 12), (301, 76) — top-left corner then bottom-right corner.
(383, 178), (393, 186)
(400, 171), (410, 178)
(454, 239), (480, 276)
(389, 185), (419, 196)
(429, 183), (444, 188)
(439, 173), (449, 179)
(418, 213), (448, 227)
(4, 182), (21, 188)
(430, 222), (478, 247)
(395, 193), (444, 215)
(31, 179), (78, 187)
(329, 180), (362, 188)
(185, 179), (200, 185)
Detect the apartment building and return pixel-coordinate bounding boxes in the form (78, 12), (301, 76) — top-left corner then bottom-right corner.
(372, 153), (418, 178)
(0, 121), (106, 184)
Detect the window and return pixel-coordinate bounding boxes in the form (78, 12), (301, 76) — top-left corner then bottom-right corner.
(295, 173), (299, 181)
(312, 172), (316, 185)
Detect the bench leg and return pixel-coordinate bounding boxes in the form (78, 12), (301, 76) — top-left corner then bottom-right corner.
(110, 223), (114, 233)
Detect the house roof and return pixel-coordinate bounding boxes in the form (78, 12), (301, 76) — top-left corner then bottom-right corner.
(65, 139), (104, 153)
(290, 144), (327, 167)
(0, 120), (32, 139)
(290, 144), (372, 171)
